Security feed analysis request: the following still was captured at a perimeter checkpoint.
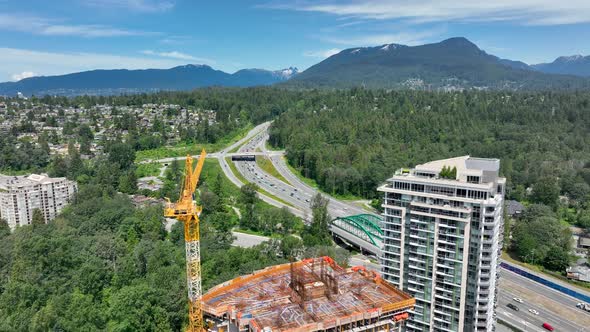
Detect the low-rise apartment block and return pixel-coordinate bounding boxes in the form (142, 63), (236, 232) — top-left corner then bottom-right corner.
(0, 174), (77, 229)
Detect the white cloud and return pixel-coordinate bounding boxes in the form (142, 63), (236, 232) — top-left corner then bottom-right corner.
(303, 48), (342, 58)
(0, 13), (156, 37)
(267, 0), (590, 26)
(11, 71), (36, 81)
(140, 50), (214, 63)
(85, 0), (175, 13)
(320, 29), (442, 46)
(0, 48), (199, 82)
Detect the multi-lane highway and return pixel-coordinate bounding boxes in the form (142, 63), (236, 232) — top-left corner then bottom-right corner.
(230, 123), (368, 221)
(496, 266), (590, 331)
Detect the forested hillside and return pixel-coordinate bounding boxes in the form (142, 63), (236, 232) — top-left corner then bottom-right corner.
(285, 38), (590, 90)
(269, 90), (590, 200)
(0, 159), (290, 331)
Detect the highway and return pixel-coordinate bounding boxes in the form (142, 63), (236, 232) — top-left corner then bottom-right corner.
(233, 125), (369, 220)
(146, 121), (369, 220)
(496, 265), (590, 331)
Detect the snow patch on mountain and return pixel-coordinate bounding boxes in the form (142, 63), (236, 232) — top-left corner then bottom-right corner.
(273, 67), (299, 79)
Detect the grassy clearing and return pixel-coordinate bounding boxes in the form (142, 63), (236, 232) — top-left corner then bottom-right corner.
(256, 156), (291, 186)
(136, 162), (162, 178)
(135, 124), (253, 162)
(200, 159), (241, 199)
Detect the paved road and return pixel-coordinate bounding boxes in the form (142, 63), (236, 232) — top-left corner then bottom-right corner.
(497, 264), (590, 331)
(349, 254), (380, 271)
(233, 126), (369, 221)
(231, 231), (270, 248)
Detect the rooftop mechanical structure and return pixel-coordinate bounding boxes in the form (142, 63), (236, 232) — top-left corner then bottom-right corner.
(202, 256), (415, 332)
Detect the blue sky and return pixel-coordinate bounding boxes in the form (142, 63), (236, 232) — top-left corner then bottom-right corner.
(1, 0), (589, 81)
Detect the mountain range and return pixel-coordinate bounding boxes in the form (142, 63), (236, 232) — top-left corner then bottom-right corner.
(1, 37), (590, 96)
(0, 65), (299, 96)
(285, 37), (590, 90)
(532, 55), (590, 77)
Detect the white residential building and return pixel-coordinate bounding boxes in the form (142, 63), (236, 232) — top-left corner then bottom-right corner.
(0, 174), (77, 229)
(378, 156), (505, 332)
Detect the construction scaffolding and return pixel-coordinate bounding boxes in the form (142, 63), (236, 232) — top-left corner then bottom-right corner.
(202, 257), (415, 332)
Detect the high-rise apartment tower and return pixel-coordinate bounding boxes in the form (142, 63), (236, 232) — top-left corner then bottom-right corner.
(378, 156), (505, 332)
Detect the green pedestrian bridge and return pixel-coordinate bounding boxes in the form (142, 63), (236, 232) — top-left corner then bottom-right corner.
(329, 214), (383, 256)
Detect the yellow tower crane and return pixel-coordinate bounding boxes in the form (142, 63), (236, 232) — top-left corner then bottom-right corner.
(164, 149), (207, 332)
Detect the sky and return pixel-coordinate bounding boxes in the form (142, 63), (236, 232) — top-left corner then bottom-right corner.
(0, 0), (589, 82)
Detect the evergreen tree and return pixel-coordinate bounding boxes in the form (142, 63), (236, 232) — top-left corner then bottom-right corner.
(0, 218), (10, 238)
(305, 193), (331, 246)
(31, 208), (45, 226)
(118, 170), (138, 194)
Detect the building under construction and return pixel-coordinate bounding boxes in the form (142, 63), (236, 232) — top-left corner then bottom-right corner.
(202, 257), (415, 332)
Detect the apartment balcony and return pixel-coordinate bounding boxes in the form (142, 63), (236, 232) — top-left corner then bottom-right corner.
(409, 264), (427, 272)
(479, 288), (490, 296)
(432, 324), (455, 332)
(433, 306), (454, 318)
(380, 256), (400, 266)
(479, 270), (490, 279)
(439, 230), (463, 239)
(437, 254), (463, 263)
(434, 301), (460, 313)
(409, 232), (428, 241)
(436, 261), (456, 270)
(407, 286), (425, 295)
(479, 279), (491, 288)
(409, 248), (434, 258)
(432, 317), (457, 332)
(434, 285), (458, 297)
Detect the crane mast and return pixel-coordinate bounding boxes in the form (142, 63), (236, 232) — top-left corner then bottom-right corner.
(164, 149), (207, 332)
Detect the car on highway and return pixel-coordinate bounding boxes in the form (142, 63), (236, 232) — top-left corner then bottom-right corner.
(528, 309), (539, 315)
(506, 303), (519, 311)
(513, 297), (524, 303)
(542, 322), (554, 331)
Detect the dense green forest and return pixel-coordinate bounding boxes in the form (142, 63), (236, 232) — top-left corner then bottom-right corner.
(0, 129), (346, 331)
(268, 89), (590, 271)
(269, 90), (590, 201)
